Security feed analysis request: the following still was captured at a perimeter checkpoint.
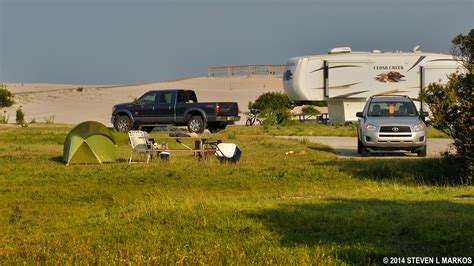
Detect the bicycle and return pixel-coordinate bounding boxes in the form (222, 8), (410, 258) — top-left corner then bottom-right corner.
(245, 110), (262, 126)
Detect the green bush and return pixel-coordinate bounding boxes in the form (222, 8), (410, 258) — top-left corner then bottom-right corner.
(0, 110), (9, 124)
(0, 83), (15, 108)
(424, 29), (473, 182)
(16, 107), (26, 127)
(250, 92), (294, 125)
(249, 92), (293, 111)
(260, 108), (293, 127)
(302, 105), (320, 114)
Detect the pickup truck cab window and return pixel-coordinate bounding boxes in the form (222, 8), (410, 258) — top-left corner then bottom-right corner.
(177, 91), (197, 104)
(137, 92), (156, 106)
(157, 91), (174, 105)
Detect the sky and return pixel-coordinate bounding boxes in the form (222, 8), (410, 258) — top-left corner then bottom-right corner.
(0, 0), (473, 84)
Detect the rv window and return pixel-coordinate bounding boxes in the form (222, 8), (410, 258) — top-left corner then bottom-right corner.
(368, 101), (417, 117)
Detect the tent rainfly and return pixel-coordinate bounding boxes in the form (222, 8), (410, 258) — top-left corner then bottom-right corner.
(63, 121), (117, 165)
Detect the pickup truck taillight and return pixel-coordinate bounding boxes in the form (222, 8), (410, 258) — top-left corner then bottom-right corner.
(215, 104), (220, 114)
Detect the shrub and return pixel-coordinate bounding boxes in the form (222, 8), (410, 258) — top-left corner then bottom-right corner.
(249, 92), (294, 111)
(250, 92), (294, 125)
(424, 29), (473, 182)
(0, 110), (9, 124)
(261, 110), (278, 127)
(16, 107), (26, 127)
(302, 105), (320, 114)
(260, 108), (293, 126)
(44, 115), (56, 124)
(0, 83), (15, 108)
(30, 117), (36, 124)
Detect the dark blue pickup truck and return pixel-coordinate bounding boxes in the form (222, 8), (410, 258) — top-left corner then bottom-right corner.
(111, 89), (240, 133)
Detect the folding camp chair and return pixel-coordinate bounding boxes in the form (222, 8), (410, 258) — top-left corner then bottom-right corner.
(128, 130), (155, 164)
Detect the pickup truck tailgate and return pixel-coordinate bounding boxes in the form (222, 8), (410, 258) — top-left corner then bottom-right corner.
(217, 102), (239, 116)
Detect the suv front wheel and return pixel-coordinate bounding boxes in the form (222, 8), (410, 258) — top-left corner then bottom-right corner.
(417, 145), (427, 157)
(357, 138), (363, 154)
(358, 138), (369, 157)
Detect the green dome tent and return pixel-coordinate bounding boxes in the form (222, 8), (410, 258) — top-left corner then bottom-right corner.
(63, 121), (117, 165)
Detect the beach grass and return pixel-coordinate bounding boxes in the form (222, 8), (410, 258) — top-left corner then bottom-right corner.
(0, 124), (471, 264)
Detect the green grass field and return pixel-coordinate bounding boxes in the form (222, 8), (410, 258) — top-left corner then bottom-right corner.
(0, 124), (471, 264)
(242, 123), (449, 138)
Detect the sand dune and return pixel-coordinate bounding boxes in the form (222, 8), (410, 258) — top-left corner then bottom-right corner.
(4, 76), (283, 126)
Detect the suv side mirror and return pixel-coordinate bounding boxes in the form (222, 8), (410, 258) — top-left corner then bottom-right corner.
(356, 112), (364, 118)
(420, 111), (429, 118)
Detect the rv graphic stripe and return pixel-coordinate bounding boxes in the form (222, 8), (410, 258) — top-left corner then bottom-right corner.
(310, 65), (362, 73)
(407, 56), (426, 72)
(333, 90), (370, 99)
(427, 59), (457, 62)
(329, 82), (362, 89)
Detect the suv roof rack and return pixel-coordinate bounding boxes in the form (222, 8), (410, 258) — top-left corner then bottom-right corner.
(370, 95), (410, 98)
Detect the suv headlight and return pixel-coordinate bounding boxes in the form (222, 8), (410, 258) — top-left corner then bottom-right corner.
(413, 123), (425, 132)
(364, 123), (377, 131)
(112, 106), (117, 113)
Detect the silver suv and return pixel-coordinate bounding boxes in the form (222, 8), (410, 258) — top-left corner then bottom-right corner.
(356, 95), (428, 157)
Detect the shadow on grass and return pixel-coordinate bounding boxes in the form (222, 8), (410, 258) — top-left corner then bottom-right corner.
(249, 199), (474, 264)
(313, 157), (465, 185)
(49, 156), (64, 164)
(308, 144), (427, 158)
(308, 145), (334, 153)
(49, 156), (130, 165)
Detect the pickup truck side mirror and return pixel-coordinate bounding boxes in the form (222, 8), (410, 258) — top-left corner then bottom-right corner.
(132, 99), (143, 106)
(356, 112), (364, 118)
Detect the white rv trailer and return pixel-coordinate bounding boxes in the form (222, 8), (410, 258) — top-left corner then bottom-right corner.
(283, 47), (461, 123)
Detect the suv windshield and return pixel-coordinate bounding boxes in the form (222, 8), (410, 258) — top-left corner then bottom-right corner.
(368, 101), (417, 117)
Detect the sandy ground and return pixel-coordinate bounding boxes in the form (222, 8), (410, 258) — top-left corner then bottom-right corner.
(278, 136), (454, 158)
(3, 76), (283, 126)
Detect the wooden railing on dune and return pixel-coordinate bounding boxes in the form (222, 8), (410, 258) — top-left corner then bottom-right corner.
(208, 65), (284, 77)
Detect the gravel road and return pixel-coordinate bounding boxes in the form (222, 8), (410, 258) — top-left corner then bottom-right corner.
(279, 136), (454, 158)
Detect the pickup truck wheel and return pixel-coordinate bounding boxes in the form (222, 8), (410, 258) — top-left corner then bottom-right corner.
(417, 145), (427, 157)
(187, 116), (205, 133)
(115, 115), (131, 133)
